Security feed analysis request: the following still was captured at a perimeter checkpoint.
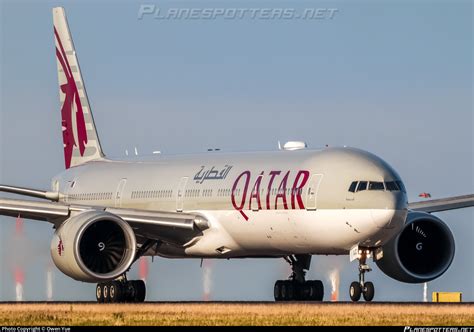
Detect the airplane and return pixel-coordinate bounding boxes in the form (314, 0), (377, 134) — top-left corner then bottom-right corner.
(0, 7), (473, 303)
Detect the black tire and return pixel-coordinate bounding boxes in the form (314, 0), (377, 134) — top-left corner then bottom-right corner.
(109, 281), (123, 303)
(300, 282), (311, 301)
(103, 283), (110, 303)
(306, 280), (323, 301)
(305, 280), (316, 301)
(132, 280), (146, 302)
(274, 280), (283, 302)
(306, 281), (316, 301)
(363, 281), (375, 302)
(349, 281), (362, 302)
(313, 280), (324, 301)
(280, 281), (292, 301)
(96, 283), (104, 303)
(287, 281), (295, 301)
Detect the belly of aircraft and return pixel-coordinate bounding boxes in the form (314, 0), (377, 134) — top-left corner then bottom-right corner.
(177, 209), (398, 257)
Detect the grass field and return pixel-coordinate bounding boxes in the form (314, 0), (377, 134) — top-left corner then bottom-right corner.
(0, 302), (472, 326)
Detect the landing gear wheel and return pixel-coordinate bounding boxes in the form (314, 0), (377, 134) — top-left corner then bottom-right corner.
(363, 281), (374, 302)
(280, 281), (295, 301)
(109, 281), (123, 303)
(350, 247), (374, 302)
(299, 282), (310, 300)
(308, 280), (324, 301)
(280, 281), (289, 301)
(132, 280), (146, 302)
(96, 283), (104, 303)
(349, 281), (361, 302)
(103, 283), (110, 303)
(287, 281), (295, 301)
(274, 280), (283, 302)
(96, 279), (146, 303)
(274, 255), (326, 302)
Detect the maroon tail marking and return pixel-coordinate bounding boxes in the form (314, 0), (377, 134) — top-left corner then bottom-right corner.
(54, 26), (88, 169)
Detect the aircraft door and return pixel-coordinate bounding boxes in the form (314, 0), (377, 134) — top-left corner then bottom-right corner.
(176, 177), (188, 212)
(306, 174), (323, 210)
(64, 179), (76, 203)
(114, 178), (127, 207)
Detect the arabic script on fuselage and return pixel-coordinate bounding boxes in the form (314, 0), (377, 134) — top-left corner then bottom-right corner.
(193, 165), (233, 184)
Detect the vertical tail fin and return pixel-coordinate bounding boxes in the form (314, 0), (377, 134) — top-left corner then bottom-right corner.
(53, 7), (104, 169)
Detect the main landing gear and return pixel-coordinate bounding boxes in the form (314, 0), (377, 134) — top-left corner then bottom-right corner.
(349, 249), (375, 302)
(95, 240), (156, 303)
(274, 254), (324, 301)
(96, 275), (146, 303)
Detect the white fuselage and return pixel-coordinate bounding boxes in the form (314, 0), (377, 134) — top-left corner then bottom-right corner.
(53, 147), (408, 258)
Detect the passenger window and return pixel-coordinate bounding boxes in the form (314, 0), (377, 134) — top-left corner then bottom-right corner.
(369, 182), (385, 190)
(357, 181), (368, 192)
(385, 181), (399, 191)
(348, 181), (358, 193)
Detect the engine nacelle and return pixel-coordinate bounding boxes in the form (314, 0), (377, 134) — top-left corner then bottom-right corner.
(51, 210), (136, 282)
(376, 211), (455, 283)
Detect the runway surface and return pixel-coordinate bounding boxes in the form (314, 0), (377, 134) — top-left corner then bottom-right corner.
(0, 301), (473, 304)
(0, 301), (472, 326)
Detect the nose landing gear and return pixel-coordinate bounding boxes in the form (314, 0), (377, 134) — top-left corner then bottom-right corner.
(349, 249), (375, 302)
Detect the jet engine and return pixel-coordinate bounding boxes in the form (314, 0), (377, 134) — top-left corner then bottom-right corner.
(376, 211), (455, 283)
(51, 210), (136, 282)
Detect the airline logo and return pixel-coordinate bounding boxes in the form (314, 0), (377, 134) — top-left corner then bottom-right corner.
(193, 165), (233, 184)
(231, 170), (310, 221)
(54, 26), (88, 169)
(57, 238), (64, 256)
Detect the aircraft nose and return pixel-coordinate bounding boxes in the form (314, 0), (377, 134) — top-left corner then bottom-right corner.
(371, 192), (408, 229)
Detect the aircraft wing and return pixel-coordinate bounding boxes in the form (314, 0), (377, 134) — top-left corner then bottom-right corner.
(408, 194), (474, 213)
(0, 197), (208, 246)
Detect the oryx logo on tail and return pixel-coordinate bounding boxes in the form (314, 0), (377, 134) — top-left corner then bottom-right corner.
(53, 6), (104, 169)
(54, 26), (88, 169)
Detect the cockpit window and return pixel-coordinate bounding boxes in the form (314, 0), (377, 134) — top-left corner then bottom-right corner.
(348, 181), (358, 193)
(368, 181), (385, 190)
(357, 181), (368, 192)
(350, 180), (405, 193)
(385, 181), (399, 191)
(396, 180), (406, 193)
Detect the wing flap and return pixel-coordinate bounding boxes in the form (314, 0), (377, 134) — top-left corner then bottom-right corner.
(409, 194), (474, 213)
(105, 207), (195, 230)
(105, 207), (203, 245)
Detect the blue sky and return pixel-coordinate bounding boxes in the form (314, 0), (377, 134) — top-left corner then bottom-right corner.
(0, 0), (472, 301)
